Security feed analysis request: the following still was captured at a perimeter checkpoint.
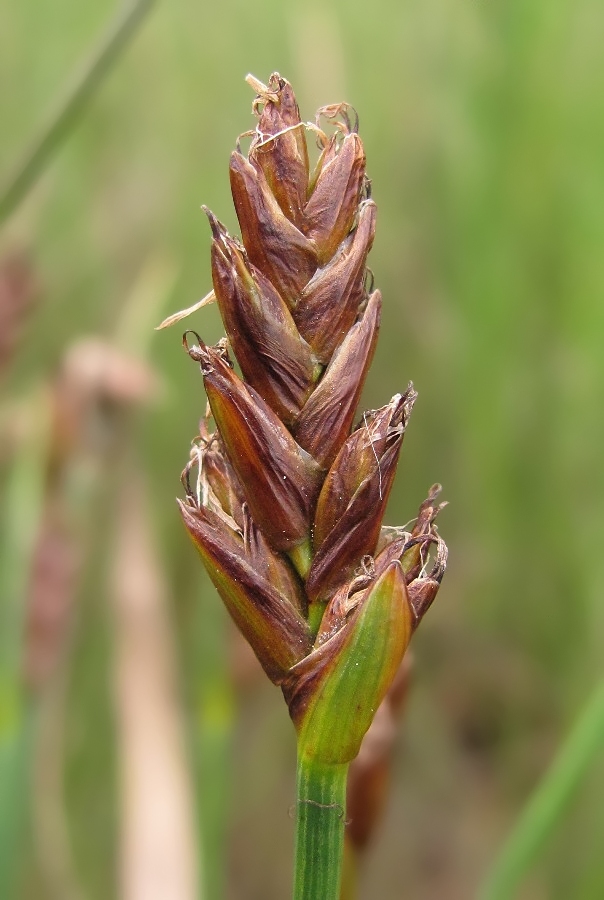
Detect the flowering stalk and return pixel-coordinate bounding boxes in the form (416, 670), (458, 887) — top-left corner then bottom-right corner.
(175, 73), (447, 899)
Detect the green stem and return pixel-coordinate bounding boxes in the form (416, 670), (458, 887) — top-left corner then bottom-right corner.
(0, 0), (155, 223)
(480, 677), (604, 900)
(195, 589), (235, 900)
(0, 391), (51, 897)
(293, 752), (348, 900)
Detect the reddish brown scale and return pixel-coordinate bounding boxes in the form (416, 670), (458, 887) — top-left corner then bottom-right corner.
(207, 208), (317, 422)
(293, 290), (381, 469)
(179, 500), (311, 682)
(229, 151), (318, 305)
(293, 200), (376, 364)
(249, 73), (309, 230)
(304, 132), (367, 264)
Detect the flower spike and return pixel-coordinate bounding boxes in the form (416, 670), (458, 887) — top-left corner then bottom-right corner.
(174, 73), (447, 899)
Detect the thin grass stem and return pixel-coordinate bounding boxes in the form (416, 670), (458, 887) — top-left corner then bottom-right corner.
(194, 591), (235, 900)
(0, 391), (52, 897)
(0, 0), (155, 223)
(293, 753), (348, 900)
(480, 677), (604, 900)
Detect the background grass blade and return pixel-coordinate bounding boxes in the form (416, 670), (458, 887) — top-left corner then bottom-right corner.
(480, 678), (604, 900)
(0, 0), (155, 224)
(0, 392), (52, 898)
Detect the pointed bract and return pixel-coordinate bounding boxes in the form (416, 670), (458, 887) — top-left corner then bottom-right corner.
(249, 74), (309, 229)
(304, 133), (366, 264)
(230, 150), (317, 305)
(283, 562), (413, 764)
(306, 443), (400, 604)
(293, 290), (381, 468)
(208, 210), (318, 422)
(179, 500), (311, 682)
(242, 505), (307, 616)
(189, 339), (322, 551)
(294, 200), (376, 363)
(313, 390), (416, 548)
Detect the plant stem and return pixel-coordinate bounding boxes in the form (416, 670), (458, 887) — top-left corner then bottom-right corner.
(195, 590), (235, 900)
(0, 390), (51, 897)
(0, 0), (155, 223)
(293, 752), (348, 900)
(480, 677), (604, 900)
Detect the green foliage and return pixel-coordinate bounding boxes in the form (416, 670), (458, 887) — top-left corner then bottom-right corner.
(481, 679), (604, 900)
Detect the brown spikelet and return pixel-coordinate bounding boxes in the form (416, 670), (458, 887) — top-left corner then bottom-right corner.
(178, 74), (447, 763)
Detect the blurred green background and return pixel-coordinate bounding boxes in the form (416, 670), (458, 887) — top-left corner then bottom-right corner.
(1, 0), (604, 898)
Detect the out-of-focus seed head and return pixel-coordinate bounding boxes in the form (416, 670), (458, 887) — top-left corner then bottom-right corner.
(0, 252), (38, 383)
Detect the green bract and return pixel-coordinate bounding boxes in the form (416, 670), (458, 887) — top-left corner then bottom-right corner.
(285, 562), (413, 765)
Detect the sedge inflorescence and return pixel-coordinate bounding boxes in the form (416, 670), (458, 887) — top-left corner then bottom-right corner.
(178, 73), (446, 765)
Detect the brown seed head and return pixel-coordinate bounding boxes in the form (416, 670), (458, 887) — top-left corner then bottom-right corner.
(178, 74), (447, 759)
